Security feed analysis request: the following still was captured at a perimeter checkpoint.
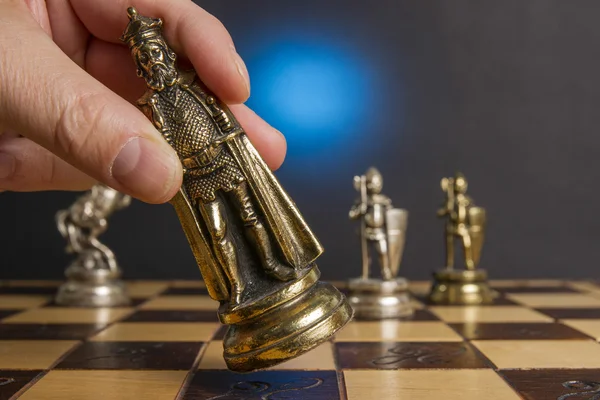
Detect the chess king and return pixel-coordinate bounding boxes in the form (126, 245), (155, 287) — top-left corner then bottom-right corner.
(121, 7), (351, 371)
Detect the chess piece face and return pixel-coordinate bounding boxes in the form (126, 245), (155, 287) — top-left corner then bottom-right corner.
(122, 7), (351, 372)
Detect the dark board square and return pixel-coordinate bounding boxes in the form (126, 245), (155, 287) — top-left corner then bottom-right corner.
(407, 309), (440, 321)
(183, 370), (340, 400)
(336, 341), (492, 369)
(450, 322), (592, 340)
(42, 298), (147, 308)
(162, 287), (210, 295)
(494, 286), (578, 294)
(500, 369), (600, 400)
(0, 370), (43, 400)
(0, 286), (58, 295)
(55, 341), (203, 370)
(123, 310), (219, 322)
(0, 323), (104, 340)
(0, 310), (21, 321)
(536, 308), (600, 320)
(416, 294), (518, 306)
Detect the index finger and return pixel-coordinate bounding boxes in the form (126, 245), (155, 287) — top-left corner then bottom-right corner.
(69, 0), (250, 104)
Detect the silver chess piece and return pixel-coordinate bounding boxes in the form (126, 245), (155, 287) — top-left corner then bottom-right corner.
(348, 167), (412, 319)
(55, 184), (131, 307)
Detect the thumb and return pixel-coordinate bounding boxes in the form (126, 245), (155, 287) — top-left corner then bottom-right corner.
(0, 4), (182, 203)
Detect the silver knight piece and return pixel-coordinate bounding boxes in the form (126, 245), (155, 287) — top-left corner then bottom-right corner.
(347, 167), (412, 319)
(55, 184), (131, 307)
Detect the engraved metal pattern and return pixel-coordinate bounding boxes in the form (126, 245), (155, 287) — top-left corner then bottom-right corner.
(0, 377), (15, 386)
(558, 381), (600, 400)
(206, 378), (324, 400)
(370, 344), (466, 367)
(155, 87), (245, 202)
(159, 88), (217, 157)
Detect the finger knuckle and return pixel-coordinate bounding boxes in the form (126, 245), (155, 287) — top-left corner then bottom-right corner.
(52, 92), (108, 161)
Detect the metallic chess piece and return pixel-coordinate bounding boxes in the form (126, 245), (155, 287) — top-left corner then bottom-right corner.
(428, 172), (495, 305)
(121, 7), (351, 372)
(55, 184), (131, 307)
(347, 167), (412, 319)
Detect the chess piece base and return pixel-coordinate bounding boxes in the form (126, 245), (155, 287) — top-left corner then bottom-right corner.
(428, 269), (495, 305)
(347, 277), (413, 320)
(55, 264), (131, 307)
(220, 266), (353, 372)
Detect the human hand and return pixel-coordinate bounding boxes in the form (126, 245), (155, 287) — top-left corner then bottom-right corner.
(0, 0), (286, 203)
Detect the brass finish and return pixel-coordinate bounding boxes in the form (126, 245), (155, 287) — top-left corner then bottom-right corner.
(429, 173), (495, 305)
(428, 269), (494, 305)
(122, 7), (351, 371)
(55, 185), (132, 307)
(348, 167), (412, 319)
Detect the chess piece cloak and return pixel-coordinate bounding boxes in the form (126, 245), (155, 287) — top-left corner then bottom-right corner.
(121, 7), (352, 372)
(428, 172), (495, 305)
(347, 167), (412, 319)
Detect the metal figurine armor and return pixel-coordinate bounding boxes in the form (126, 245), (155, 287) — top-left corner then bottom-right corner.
(437, 172), (485, 270)
(122, 7), (352, 371)
(429, 172), (494, 305)
(349, 167), (407, 280)
(55, 184), (131, 307)
(347, 168), (411, 319)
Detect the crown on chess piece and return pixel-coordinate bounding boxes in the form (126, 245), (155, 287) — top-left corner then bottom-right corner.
(120, 7), (163, 48)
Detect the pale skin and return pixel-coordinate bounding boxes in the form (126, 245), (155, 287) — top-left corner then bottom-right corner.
(0, 0), (286, 203)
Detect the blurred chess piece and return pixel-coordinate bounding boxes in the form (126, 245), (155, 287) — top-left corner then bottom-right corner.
(55, 184), (131, 307)
(348, 167), (412, 319)
(429, 172), (495, 305)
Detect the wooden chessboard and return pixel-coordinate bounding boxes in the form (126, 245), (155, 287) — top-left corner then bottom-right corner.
(2, 279), (600, 399)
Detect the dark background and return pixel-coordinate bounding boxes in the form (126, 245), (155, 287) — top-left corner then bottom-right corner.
(1, 0), (599, 281)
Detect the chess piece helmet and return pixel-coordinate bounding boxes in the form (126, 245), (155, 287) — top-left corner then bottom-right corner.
(365, 167), (383, 194)
(454, 172), (468, 194)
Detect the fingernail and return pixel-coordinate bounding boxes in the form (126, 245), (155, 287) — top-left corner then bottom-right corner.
(111, 137), (181, 203)
(231, 44), (250, 97)
(0, 153), (16, 179)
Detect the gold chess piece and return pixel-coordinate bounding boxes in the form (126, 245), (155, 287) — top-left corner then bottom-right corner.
(347, 167), (412, 319)
(55, 184), (131, 307)
(428, 172), (495, 305)
(121, 7), (351, 372)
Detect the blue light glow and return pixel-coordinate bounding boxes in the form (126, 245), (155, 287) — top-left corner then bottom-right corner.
(244, 37), (378, 157)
